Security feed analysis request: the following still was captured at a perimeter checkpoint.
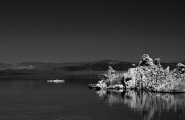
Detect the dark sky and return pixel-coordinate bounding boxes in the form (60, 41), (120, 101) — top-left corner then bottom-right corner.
(0, 1), (185, 63)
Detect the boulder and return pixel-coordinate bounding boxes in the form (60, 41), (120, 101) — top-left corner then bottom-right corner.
(154, 58), (161, 67)
(139, 54), (154, 66)
(176, 63), (185, 74)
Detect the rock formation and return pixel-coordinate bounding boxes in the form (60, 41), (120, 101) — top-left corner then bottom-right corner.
(89, 54), (185, 92)
(89, 66), (124, 90)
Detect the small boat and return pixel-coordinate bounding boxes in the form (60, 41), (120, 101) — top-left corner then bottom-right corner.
(47, 79), (65, 83)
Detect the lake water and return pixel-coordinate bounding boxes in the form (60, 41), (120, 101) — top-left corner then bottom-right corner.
(0, 76), (185, 120)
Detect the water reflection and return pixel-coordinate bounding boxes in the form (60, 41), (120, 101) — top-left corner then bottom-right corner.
(95, 89), (185, 120)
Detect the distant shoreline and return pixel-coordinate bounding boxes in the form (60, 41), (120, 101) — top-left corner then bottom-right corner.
(0, 71), (106, 80)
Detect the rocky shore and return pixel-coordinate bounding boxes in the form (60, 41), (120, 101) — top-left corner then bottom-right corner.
(89, 54), (185, 92)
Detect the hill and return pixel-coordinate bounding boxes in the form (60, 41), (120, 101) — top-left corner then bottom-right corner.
(0, 60), (184, 76)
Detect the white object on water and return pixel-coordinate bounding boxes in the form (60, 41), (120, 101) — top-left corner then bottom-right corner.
(47, 79), (65, 83)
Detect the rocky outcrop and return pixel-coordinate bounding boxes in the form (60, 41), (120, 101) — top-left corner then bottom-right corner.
(89, 66), (124, 90)
(89, 54), (185, 92)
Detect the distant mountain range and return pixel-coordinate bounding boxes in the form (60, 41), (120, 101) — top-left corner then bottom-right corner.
(0, 60), (184, 76)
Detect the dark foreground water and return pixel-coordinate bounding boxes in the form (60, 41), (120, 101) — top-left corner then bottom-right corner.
(0, 77), (185, 120)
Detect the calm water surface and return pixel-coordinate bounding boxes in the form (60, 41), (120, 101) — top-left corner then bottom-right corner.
(0, 76), (185, 120)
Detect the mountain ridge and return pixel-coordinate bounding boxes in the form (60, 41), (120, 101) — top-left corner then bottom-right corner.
(0, 60), (184, 76)
(0, 59), (184, 71)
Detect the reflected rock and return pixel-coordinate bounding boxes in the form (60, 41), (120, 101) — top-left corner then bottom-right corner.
(95, 89), (185, 120)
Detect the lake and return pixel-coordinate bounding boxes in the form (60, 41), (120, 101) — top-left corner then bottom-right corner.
(0, 76), (185, 120)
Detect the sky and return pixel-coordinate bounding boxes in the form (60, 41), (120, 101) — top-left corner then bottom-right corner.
(0, 1), (185, 63)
